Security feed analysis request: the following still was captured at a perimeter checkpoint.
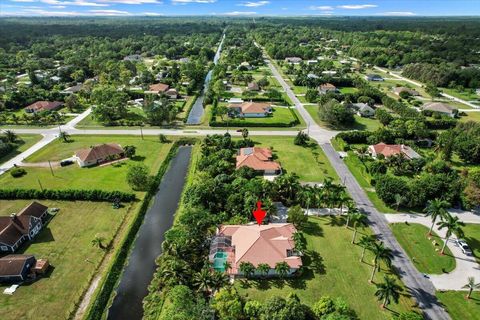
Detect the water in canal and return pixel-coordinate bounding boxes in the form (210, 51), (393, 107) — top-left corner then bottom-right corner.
(186, 33), (225, 124)
(107, 146), (192, 320)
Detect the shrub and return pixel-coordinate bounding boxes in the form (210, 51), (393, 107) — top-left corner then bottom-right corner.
(0, 188), (135, 202)
(10, 167), (26, 178)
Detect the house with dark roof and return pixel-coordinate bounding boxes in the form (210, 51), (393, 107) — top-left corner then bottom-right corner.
(74, 143), (124, 167)
(236, 147), (282, 174)
(365, 74), (384, 81)
(393, 87), (420, 97)
(24, 101), (63, 113)
(0, 255), (37, 283)
(0, 202), (49, 253)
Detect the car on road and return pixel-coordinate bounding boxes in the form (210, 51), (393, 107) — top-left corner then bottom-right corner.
(455, 239), (473, 256)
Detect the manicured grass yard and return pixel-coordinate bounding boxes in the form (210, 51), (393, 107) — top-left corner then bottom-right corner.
(391, 223), (455, 274)
(236, 216), (417, 320)
(0, 134), (42, 164)
(304, 105), (381, 131)
(0, 199), (135, 320)
(437, 291), (480, 320)
(249, 136), (339, 182)
(0, 135), (174, 193)
(460, 111), (480, 123)
(463, 224), (480, 264)
(214, 107), (300, 127)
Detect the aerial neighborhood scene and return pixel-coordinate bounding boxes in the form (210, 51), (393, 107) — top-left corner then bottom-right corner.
(2, 1), (480, 320)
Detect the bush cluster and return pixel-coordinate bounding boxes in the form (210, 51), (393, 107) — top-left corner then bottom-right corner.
(0, 188), (136, 202)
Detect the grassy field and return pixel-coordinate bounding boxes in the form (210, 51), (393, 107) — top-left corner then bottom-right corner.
(391, 223), (455, 274)
(0, 134), (42, 164)
(249, 136), (339, 182)
(460, 111), (480, 123)
(0, 135), (174, 193)
(441, 88), (480, 102)
(437, 291), (480, 320)
(0, 199), (135, 320)
(304, 105), (381, 131)
(463, 224), (480, 264)
(236, 216), (417, 320)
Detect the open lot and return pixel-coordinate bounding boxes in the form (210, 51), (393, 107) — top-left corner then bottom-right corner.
(249, 136), (339, 182)
(0, 135), (174, 193)
(391, 223), (455, 274)
(0, 134), (43, 164)
(304, 105), (382, 131)
(463, 224), (480, 264)
(236, 216), (417, 320)
(213, 106), (302, 127)
(0, 199), (135, 320)
(437, 291), (480, 320)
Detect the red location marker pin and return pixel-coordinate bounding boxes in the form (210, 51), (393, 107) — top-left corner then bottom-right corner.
(253, 200), (266, 226)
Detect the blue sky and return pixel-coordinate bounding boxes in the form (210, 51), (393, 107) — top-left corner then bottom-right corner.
(1, 0), (479, 17)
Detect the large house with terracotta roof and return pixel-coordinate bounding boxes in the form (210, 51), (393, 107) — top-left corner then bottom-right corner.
(228, 101), (273, 118)
(74, 143), (124, 167)
(209, 223), (302, 277)
(318, 83), (339, 94)
(24, 101), (63, 113)
(368, 143), (421, 160)
(236, 147), (282, 175)
(0, 202), (49, 253)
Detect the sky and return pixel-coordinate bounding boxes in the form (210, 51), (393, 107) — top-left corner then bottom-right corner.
(1, 0), (479, 17)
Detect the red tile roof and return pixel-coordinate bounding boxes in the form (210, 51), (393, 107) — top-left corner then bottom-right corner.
(228, 102), (271, 114)
(236, 147), (281, 171)
(148, 83), (169, 93)
(25, 101), (63, 112)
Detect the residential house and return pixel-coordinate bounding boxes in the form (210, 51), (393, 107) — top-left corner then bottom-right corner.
(0, 255), (37, 283)
(74, 143), (124, 167)
(322, 70), (337, 76)
(166, 88), (179, 99)
(365, 74), (384, 81)
(228, 97), (244, 104)
(209, 223), (302, 277)
(393, 87), (420, 96)
(61, 83), (83, 95)
(236, 147), (282, 174)
(0, 202), (49, 253)
(307, 73), (320, 79)
(24, 101), (63, 113)
(123, 54), (143, 62)
(306, 60), (318, 65)
(423, 102), (458, 118)
(318, 83), (339, 95)
(228, 102), (273, 118)
(247, 82), (260, 91)
(368, 143), (421, 159)
(349, 103), (375, 117)
(238, 61), (253, 71)
(145, 83), (170, 95)
(285, 57), (302, 64)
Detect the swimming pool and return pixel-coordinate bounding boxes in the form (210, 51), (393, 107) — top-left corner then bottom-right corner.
(212, 252), (228, 272)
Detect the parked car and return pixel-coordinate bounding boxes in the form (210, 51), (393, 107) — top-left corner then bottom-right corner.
(60, 160), (74, 167)
(456, 239), (473, 256)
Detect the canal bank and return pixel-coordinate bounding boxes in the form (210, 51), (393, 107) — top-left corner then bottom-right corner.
(186, 32), (226, 125)
(106, 146), (192, 320)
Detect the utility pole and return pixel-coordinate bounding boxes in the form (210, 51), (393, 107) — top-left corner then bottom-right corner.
(140, 126), (144, 140)
(48, 160), (54, 176)
(37, 178), (44, 191)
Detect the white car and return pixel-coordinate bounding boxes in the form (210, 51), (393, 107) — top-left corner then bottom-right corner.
(456, 239), (473, 256)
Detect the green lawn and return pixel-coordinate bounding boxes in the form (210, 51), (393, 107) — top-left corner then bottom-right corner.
(304, 105), (381, 131)
(441, 88), (480, 102)
(0, 199), (135, 320)
(0, 134), (42, 164)
(460, 111), (480, 123)
(463, 224), (480, 264)
(213, 107), (300, 127)
(437, 291), (480, 320)
(249, 136), (339, 182)
(391, 223), (455, 274)
(339, 87), (358, 94)
(0, 135), (174, 193)
(236, 216), (417, 320)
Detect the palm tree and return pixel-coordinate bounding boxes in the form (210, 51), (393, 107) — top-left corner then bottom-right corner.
(462, 277), (480, 299)
(3, 130), (17, 143)
(239, 261), (256, 279)
(424, 199), (450, 235)
(241, 128), (249, 140)
(159, 256), (190, 286)
(293, 231), (306, 254)
(257, 263), (270, 278)
(211, 271), (229, 293)
(223, 260), (232, 274)
(358, 235), (376, 262)
(437, 214), (465, 255)
(369, 241), (394, 282)
(59, 131), (70, 143)
(350, 212), (368, 244)
(193, 267), (213, 295)
(394, 194), (405, 211)
(91, 235), (106, 250)
(375, 276), (402, 308)
(299, 186), (313, 215)
(345, 205), (359, 228)
(275, 262), (290, 279)
(337, 191), (351, 215)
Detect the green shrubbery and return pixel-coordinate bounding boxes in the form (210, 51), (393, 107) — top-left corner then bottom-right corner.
(0, 188), (135, 202)
(10, 167), (26, 178)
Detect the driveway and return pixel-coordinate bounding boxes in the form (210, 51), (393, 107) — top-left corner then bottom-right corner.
(385, 212), (480, 291)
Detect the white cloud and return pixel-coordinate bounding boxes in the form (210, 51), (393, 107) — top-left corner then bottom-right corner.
(98, 0), (162, 4)
(172, 0), (216, 4)
(20, 8), (81, 15)
(51, 5), (66, 8)
(8, 0), (36, 2)
(222, 11), (256, 16)
(239, 1), (269, 7)
(41, 0), (110, 7)
(142, 11), (163, 15)
(309, 6), (333, 11)
(89, 9), (131, 14)
(337, 4), (377, 9)
(378, 11), (416, 16)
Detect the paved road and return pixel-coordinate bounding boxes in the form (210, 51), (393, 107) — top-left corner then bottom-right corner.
(385, 212), (480, 291)
(374, 66), (479, 109)
(264, 51), (451, 320)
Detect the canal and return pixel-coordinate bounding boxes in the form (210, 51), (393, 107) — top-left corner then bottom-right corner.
(186, 32), (226, 125)
(107, 146), (192, 320)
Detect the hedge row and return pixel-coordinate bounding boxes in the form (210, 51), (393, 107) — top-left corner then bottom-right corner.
(84, 137), (197, 320)
(0, 189), (135, 202)
(382, 96), (420, 119)
(425, 118), (458, 130)
(336, 130), (372, 144)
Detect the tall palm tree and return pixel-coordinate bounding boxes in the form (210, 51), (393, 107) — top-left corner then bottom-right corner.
(211, 271), (229, 293)
(437, 214), (465, 254)
(462, 277), (480, 299)
(394, 194), (405, 211)
(257, 263), (270, 278)
(241, 128), (249, 140)
(293, 231), (306, 254)
(159, 256), (190, 286)
(275, 262), (290, 279)
(350, 212), (368, 244)
(193, 267), (213, 295)
(299, 186), (313, 215)
(239, 261), (256, 279)
(337, 191), (351, 215)
(424, 199), (450, 235)
(375, 276), (402, 308)
(345, 205), (359, 228)
(3, 130), (17, 143)
(358, 235), (376, 263)
(369, 241), (394, 282)
(91, 235), (106, 250)
(59, 131), (70, 143)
